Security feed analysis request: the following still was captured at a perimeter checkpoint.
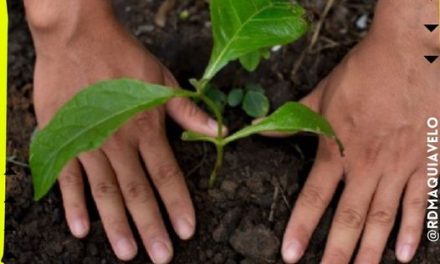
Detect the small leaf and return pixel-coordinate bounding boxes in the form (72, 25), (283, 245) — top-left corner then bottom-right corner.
(261, 48), (271, 59)
(227, 88), (244, 107)
(205, 85), (227, 112)
(242, 90), (270, 118)
(239, 51), (261, 72)
(30, 79), (179, 200)
(225, 102), (343, 152)
(239, 48), (272, 72)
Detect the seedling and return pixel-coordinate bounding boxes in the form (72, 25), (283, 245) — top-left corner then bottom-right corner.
(30, 0), (342, 200)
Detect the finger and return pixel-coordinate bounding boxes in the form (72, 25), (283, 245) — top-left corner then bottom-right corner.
(166, 97), (227, 137)
(321, 175), (378, 264)
(162, 68), (227, 138)
(102, 138), (173, 264)
(396, 169), (427, 263)
(139, 132), (196, 241)
(58, 159), (90, 238)
(355, 174), (407, 264)
(79, 150), (137, 261)
(282, 139), (343, 263)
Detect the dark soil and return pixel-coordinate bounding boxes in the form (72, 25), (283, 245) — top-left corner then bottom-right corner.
(5, 0), (440, 263)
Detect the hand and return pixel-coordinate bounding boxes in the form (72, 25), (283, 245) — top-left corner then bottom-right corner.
(281, 5), (439, 263)
(26, 2), (221, 263)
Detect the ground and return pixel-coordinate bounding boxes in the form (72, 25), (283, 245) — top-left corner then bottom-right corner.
(5, 0), (440, 263)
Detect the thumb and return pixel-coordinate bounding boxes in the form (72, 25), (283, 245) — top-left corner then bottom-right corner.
(162, 69), (227, 138)
(166, 97), (228, 137)
(299, 77), (327, 112)
(257, 78), (327, 138)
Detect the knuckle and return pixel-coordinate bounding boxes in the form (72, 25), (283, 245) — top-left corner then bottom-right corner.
(181, 100), (200, 119)
(105, 218), (129, 232)
(361, 139), (382, 166)
(325, 247), (350, 264)
(103, 132), (129, 152)
(123, 181), (151, 204)
(407, 197), (427, 209)
(59, 170), (82, 189)
(335, 207), (364, 229)
(80, 150), (100, 161)
(134, 110), (163, 130)
(138, 222), (163, 238)
(66, 201), (84, 211)
(400, 225), (420, 238)
(111, 131), (125, 145)
(368, 208), (394, 225)
(298, 184), (327, 210)
(93, 182), (120, 199)
(152, 163), (180, 189)
(357, 246), (379, 262)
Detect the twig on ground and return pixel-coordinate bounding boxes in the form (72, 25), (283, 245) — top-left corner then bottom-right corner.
(187, 143), (208, 177)
(291, 0), (336, 80)
(268, 184), (280, 222)
(154, 0), (177, 28)
(274, 174), (291, 210)
(7, 156), (29, 168)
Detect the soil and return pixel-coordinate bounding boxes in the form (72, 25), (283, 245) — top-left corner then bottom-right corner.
(4, 0), (440, 263)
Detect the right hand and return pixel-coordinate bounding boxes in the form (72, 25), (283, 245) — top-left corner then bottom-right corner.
(25, 1), (223, 262)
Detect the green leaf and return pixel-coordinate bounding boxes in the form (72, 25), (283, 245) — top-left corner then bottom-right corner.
(239, 51), (261, 72)
(239, 48), (272, 72)
(225, 102), (343, 151)
(203, 0), (308, 80)
(30, 79), (179, 200)
(227, 88), (244, 107)
(242, 90), (270, 118)
(205, 85), (227, 112)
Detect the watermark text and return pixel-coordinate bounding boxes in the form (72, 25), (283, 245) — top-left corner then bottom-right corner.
(426, 117), (439, 242)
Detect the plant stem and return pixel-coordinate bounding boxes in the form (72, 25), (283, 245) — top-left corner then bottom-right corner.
(198, 93), (226, 187)
(199, 93), (224, 139)
(209, 143), (224, 188)
(180, 85), (226, 187)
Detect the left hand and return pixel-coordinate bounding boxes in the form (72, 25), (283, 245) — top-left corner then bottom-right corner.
(280, 11), (439, 264)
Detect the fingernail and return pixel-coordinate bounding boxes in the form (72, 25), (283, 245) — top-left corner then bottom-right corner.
(208, 119), (227, 135)
(175, 217), (195, 240)
(208, 118), (219, 132)
(151, 241), (171, 264)
(71, 219), (87, 237)
(397, 243), (415, 263)
(283, 240), (303, 263)
(116, 238), (137, 260)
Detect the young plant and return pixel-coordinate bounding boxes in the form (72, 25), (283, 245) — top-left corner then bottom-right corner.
(30, 0), (342, 200)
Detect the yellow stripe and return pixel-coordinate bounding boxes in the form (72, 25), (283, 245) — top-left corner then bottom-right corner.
(0, 1), (7, 262)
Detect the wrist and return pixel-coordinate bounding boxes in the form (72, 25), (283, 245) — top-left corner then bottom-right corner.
(24, 0), (119, 56)
(369, 0), (439, 53)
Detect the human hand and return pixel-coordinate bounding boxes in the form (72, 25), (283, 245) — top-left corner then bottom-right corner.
(281, 1), (439, 263)
(25, 1), (222, 263)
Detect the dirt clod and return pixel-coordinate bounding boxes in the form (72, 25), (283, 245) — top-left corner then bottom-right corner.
(229, 225), (280, 261)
